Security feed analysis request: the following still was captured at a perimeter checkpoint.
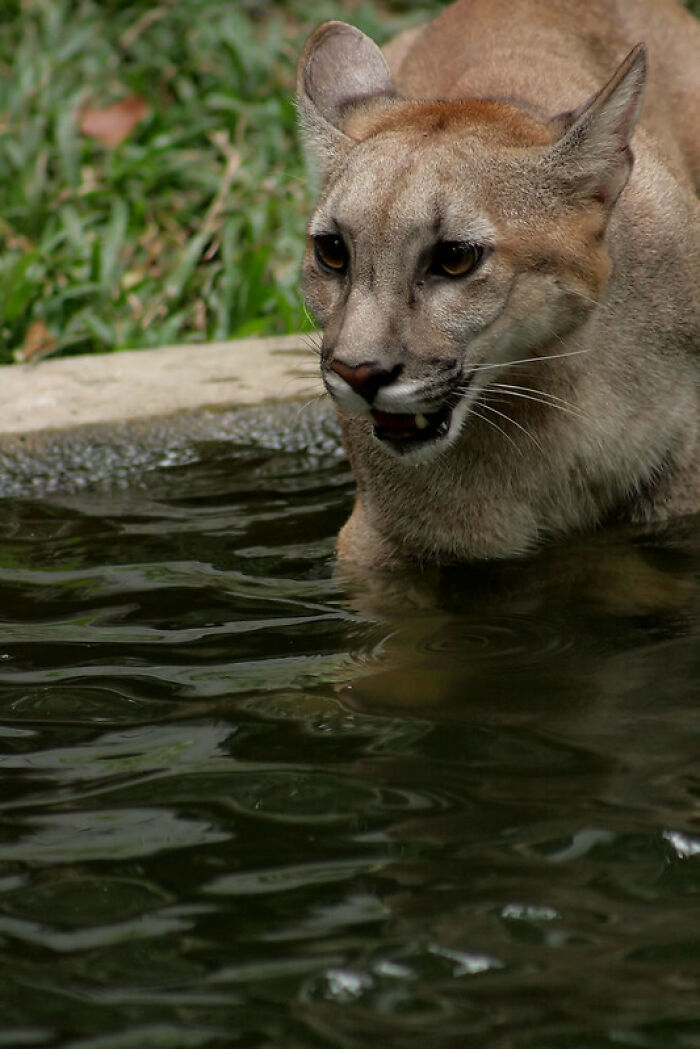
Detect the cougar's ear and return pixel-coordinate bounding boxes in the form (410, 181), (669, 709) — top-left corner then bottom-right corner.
(297, 21), (396, 183)
(547, 44), (646, 208)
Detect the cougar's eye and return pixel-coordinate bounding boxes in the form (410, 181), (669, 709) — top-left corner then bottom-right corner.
(313, 234), (348, 274)
(430, 241), (483, 278)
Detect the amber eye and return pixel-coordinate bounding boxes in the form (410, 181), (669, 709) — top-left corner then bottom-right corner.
(430, 241), (483, 278)
(313, 234), (348, 274)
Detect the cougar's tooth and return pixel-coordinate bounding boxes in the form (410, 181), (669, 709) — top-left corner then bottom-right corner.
(414, 413), (430, 430)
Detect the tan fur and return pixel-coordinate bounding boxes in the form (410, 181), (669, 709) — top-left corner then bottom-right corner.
(297, 0), (699, 568)
(343, 99), (558, 147)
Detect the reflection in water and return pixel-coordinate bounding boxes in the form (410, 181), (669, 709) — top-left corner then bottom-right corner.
(339, 521), (699, 735)
(0, 437), (697, 1048)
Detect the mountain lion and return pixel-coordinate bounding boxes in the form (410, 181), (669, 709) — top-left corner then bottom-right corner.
(297, 0), (699, 568)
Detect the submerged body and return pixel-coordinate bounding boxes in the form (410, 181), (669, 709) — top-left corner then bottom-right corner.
(297, 0), (699, 568)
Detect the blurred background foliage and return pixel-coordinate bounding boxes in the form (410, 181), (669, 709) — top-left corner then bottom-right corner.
(0, 0), (430, 363)
(0, 0), (696, 364)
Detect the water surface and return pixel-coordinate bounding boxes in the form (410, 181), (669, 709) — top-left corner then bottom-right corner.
(0, 412), (698, 1048)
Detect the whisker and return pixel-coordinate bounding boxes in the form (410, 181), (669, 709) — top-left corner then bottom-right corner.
(300, 333), (321, 359)
(473, 345), (594, 374)
(489, 382), (621, 438)
(468, 406), (522, 454)
(572, 289), (608, 309)
(489, 383), (585, 420)
(293, 392), (327, 422)
(478, 399), (544, 453)
(491, 382), (579, 409)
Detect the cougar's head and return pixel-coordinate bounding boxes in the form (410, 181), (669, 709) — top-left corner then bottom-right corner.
(297, 23), (645, 460)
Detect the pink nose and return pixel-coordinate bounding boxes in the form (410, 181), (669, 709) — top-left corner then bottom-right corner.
(330, 360), (402, 403)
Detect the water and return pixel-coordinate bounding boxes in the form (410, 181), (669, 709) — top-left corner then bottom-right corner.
(0, 407), (698, 1049)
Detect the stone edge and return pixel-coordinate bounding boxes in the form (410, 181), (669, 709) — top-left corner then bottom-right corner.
(0, 334), (327, 495)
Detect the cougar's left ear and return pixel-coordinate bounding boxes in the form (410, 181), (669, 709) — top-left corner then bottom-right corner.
(546, 44), (647, 208)
(297, 21), (396, 184)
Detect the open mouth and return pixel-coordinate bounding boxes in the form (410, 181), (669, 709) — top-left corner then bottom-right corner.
(370, 401), (455, 452)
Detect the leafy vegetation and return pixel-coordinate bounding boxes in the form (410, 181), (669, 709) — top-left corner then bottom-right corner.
(0, 0), (428, 363)
(0, 0), (695, 364)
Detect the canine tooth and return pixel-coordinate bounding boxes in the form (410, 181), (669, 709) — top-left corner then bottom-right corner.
(414, 413), (429, 430)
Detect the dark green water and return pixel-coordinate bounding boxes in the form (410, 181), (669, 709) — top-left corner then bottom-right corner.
(0, 415), (698, 1048)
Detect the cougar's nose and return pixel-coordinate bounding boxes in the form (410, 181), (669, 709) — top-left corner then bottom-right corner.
(330, 360), (403, 404)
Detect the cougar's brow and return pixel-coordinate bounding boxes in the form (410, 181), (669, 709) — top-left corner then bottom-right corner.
(345, 99), (555, 148)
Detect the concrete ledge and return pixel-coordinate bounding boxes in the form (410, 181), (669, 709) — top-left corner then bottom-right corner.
(0, 334), (320, 435)
(0, 335), (335, 497)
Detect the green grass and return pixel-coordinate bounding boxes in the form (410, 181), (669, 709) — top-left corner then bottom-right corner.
(1, 0), (695, 365)
(0, 0), (428, 363)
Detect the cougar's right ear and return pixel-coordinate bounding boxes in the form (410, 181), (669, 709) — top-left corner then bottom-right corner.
(546, 44), (647, 209)
(297, 21), (396, 184)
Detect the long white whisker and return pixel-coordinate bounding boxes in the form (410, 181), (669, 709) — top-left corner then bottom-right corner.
(572, 289), (607, 308)
(468, 406), (522, 454)
(489, 384), (585, 420)
(473, 345), (594, 374)
(491, 382), (578, 409)
(488, 382), (622, 439)
(478, 400), (544, 453)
